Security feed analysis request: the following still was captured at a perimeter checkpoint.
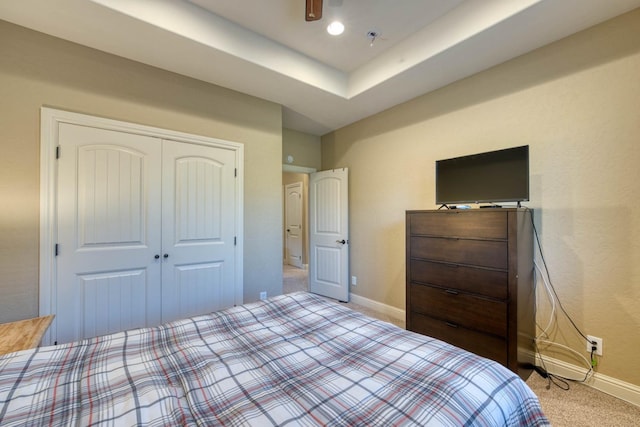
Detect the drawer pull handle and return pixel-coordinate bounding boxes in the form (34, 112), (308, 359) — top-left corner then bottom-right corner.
(445, 322), (458, 328)
(445, 289), (459, 295)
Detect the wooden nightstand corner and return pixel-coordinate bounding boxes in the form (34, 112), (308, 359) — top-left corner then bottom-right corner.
(0, 315), (55, 356)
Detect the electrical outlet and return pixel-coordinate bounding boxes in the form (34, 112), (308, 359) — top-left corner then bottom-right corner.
(259, 291), (267, 301)
(587, 335), (603, 356)
(351, 276), (357, 286)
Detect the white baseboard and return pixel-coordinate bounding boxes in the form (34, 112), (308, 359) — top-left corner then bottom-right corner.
(283, 262), (307, 270)
(349, 293), (405, 322)
(346, 295), (640, 408)
(535, 353), (640, 407)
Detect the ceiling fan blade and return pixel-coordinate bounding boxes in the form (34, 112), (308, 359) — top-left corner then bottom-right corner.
(305, 0), (323, 21)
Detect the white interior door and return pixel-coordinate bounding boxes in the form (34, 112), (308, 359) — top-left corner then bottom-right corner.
(285, 182), (303, 268)
(309, 168), (349, 302)
(160, 139), (237, 323)
(56, 123), (163, 344)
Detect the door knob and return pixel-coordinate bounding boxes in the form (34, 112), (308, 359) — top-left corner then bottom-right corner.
(336, 239), (346, 244)
(163, 254), (169, 258)
(154, 254), (160, 259)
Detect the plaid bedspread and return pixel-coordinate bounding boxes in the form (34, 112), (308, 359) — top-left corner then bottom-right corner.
(0, 292), (548, 426)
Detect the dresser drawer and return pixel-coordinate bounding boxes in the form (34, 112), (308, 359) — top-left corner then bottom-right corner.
(409, 259), (508, 299)
(410, 283), (507, 337)
(410, 236), (508, 269)
(409, 312), (508, 366)
(408, 211), (507, 239)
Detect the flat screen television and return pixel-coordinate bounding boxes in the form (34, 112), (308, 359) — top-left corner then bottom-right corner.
(435, 145), (529, 206)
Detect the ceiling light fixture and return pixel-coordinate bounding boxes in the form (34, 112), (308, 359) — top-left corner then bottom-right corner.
(327, 21), (344, 36)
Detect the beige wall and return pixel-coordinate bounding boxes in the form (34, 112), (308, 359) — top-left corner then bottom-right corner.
(282, 128), (321, 170)
(322, 10), (640, 386)
(0, 20), (283, 322)
(281, 128), (319, 267)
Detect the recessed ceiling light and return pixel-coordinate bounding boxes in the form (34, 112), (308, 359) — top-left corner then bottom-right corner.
(327, 21), (344, 36)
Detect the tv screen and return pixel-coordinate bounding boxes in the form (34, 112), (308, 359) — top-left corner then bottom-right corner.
(435, 145), (529, 205)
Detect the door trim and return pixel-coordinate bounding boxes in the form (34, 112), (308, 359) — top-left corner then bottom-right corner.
(40, 107), (244, 344)
(282, 164), (316, 174)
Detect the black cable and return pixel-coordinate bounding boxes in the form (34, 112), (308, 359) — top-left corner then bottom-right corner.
(533, 338), (593, 390)
(523, 206), (595, 389)
(548, 374), (571, 390)
(525, 207), (591, 342)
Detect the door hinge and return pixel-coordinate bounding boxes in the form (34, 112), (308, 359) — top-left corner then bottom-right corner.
(234, 168), (237, 177)
(234, 236), (237, 246)
(56, 146), (60, 159)
(54, 243), (59, 256)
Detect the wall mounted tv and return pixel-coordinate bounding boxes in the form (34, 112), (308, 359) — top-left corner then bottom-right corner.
(435, 145), (529, 206)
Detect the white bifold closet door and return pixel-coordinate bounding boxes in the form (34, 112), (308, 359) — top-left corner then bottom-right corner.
(55, 123), (236, 344)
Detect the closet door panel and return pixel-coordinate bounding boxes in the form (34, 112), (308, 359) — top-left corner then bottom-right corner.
(161, 140), (237, 323)
(169, 262), (224, 320)
(55, 123), (162, 344)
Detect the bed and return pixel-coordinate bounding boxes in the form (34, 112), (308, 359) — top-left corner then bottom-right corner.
(0, 292), (548, 426)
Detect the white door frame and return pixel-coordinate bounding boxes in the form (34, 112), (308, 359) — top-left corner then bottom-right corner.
(40, 107), (244, 344)
(283, 165), (316, 174)
(282, 165), (316, 272)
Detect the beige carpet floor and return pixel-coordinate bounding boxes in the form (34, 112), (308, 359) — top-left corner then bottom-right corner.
(283, 265), (640, 426)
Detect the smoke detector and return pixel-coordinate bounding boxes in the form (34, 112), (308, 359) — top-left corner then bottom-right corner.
(367, 30), (381, 46)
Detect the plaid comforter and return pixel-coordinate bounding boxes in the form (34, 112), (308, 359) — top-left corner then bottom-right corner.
(0, 292), (548, 426)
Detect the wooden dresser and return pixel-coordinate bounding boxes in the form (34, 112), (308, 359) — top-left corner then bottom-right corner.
(405, 209), (535, 378)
